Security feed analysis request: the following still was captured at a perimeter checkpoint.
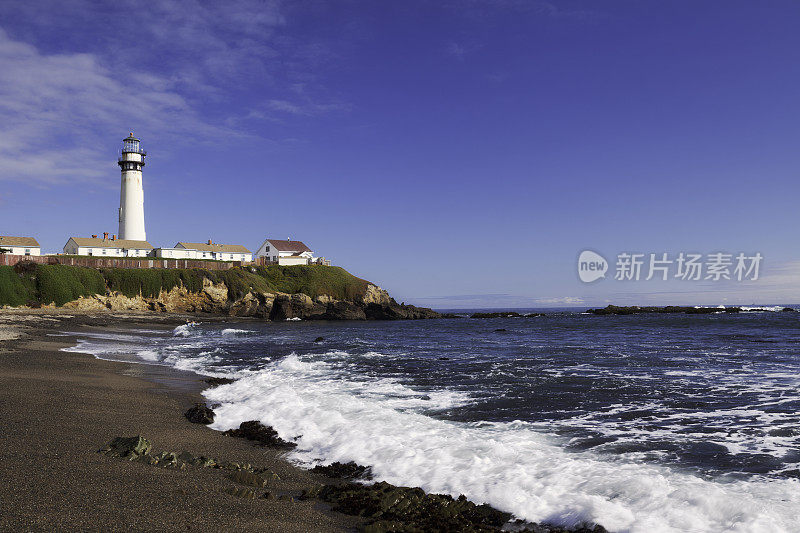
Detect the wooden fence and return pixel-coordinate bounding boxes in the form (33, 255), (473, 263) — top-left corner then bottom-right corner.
(0, 254), (243, 270)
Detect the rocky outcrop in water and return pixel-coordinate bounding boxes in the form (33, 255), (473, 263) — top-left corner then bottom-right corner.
(100, 435), (608, 533)
(471, 312), (546, 319)
(204, 377), (236, 387)
(588, 305), (738, 315)
(303, 481), (609, 533)
(223, 421), (297, 449)
(311, 461), (373, 481)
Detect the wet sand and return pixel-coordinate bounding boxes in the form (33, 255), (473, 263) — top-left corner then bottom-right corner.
(0, 310), (361, 532)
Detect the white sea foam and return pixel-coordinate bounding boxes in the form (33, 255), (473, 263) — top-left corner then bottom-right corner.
(136, 349), (160, 361)
(204, 354), (800, 533)
(173, 323), (198, 337)
(221, 328), (255, 336)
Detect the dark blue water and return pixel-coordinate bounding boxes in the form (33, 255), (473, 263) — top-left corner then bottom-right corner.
(65, 308), (800, 532)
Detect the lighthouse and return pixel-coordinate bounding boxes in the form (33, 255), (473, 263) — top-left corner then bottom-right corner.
(117, 133), (147, 241)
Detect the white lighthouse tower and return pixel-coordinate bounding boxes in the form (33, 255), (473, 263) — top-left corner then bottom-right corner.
(118, 133), (147, 241)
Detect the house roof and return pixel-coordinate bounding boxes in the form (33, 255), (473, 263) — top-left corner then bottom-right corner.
(0, 236), (40, 247)
(177, 242), (251, 254)
(70, 237), (153, 250)
(266, 239), (312, 253)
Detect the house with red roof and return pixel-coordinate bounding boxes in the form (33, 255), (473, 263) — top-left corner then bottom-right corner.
(254, 238), (327, 266)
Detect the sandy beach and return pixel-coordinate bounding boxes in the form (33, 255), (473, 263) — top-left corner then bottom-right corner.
(0, 310), (361, 532)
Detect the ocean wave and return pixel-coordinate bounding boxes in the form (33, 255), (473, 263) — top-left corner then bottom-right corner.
(221, 328), (255, 336)
(203, 354), (800, 533)
(173, 323), (199, 337)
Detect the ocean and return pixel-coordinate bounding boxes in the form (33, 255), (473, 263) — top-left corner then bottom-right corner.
(64, 308), (800, 532)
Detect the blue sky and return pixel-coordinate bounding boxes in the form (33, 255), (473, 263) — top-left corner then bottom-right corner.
(1, 1), (799, 307)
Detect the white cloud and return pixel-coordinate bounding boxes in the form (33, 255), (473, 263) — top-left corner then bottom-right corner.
(446, 41), (468, 60)
(266, 98), (350, 116)
(0, 28), (239, 185)
(534, 296), (585, 305)
(0, 0), (349, 186)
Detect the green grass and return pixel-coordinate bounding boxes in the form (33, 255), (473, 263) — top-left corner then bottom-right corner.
(0, 263), (371, 307)
(36, 265), (107, 306)
(101, 268), (208, 298)
(0, 266), (37, 306)
(254, 265), (370, 300)
(0, 264), (106, 306)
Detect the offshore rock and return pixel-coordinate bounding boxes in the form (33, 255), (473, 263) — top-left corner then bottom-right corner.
(471, 312), (523, 318)
(588, 305), (726, 315)
(184, 403), (215, 424)
(223, 421), (297, 449)
(364, 302), (440, 320)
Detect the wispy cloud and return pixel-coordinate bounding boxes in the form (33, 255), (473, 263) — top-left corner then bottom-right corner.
(0, 28), (237, 185)
(534, 296), (585, 305)
(446, 41), (469, 61)
(0, 0), (349, 186)
(595, 260), (800, 306)
(413, 293), (586, 308)
(266, 98), (351, 116)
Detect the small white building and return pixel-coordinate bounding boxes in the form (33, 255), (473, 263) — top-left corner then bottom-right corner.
(153, 247), (197, 260)
(63, 235), (153, 257)
(254, 238), (321, 265)
(0, 236), (41, 256)
(176, 241), (252, 262)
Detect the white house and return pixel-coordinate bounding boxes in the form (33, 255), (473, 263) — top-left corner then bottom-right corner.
(254, 238), (321, 265)
(176, 240), (252, 262)
(153, 247), (198, 260)
(63, 234), (153, 257)
(0, 236), (41, 256)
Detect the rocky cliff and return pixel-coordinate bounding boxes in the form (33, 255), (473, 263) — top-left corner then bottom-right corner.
(62, 274), (439, 321)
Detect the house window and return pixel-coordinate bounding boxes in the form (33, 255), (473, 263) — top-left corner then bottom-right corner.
(24, 249), (30, 256)
(102, 249), (107, 255)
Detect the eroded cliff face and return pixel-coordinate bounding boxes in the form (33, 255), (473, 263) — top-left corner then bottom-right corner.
(62, 278), (439, 321)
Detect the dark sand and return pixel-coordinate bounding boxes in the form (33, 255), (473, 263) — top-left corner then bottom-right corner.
(0, 310), (362, 532)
